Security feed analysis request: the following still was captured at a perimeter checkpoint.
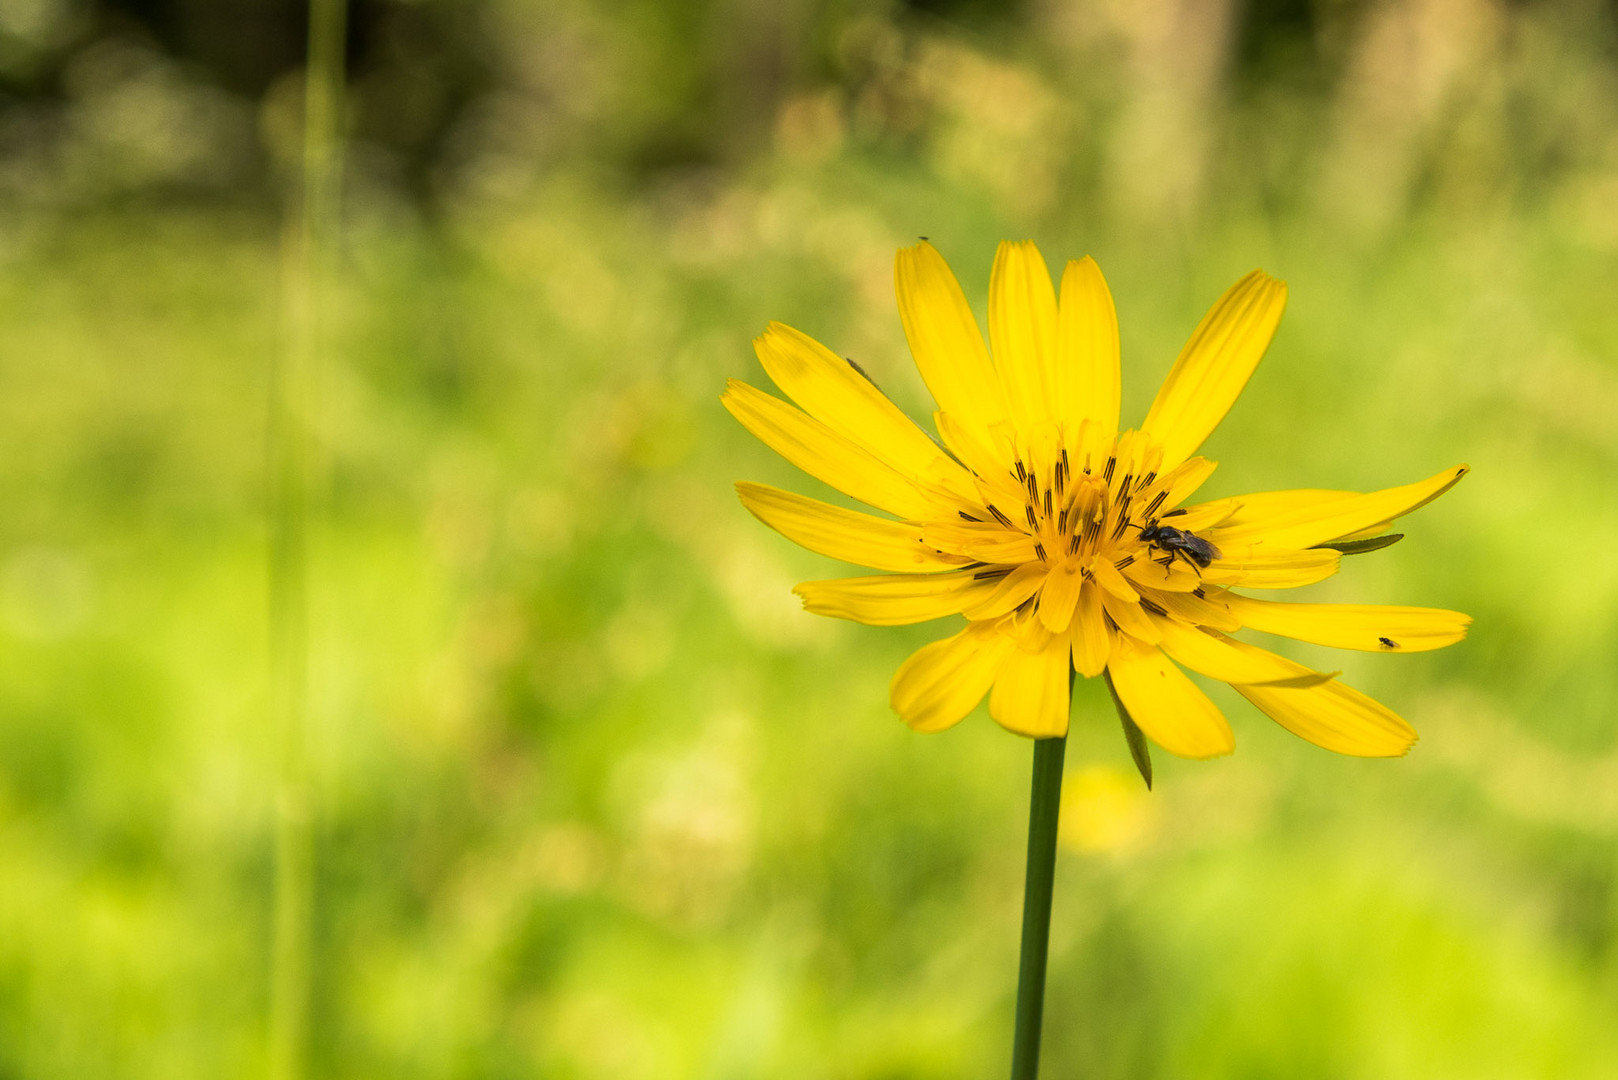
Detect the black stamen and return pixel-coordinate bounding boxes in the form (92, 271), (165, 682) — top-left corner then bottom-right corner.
(1068, 534), (1080, 554)
(959, 511), (983, 522)
(1034, 542), (1048, 562)
(1139, 597), (1167, 617)
(974, 567), (1013, 580)
(1042, 489), (1053, 518)
(1025, 505), (1038, 528)
(988, 505), (1014, 528)
(1014, 459), (1027, 482)
(1142, 491), (1168, 518)
(1162, 508), (1187, 518)
(1114, 554), (1135, 569)
(1103, 456), (1116, 483)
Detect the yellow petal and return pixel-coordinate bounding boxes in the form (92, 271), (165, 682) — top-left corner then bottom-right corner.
(989, 629), (1072, 737)
(1334, 521), (1399, 542)
(891, 621), (1014, 733)
(1106, 429), (1164, 496)
(922, 520), (1041, 564)
(753, 322), (967, 490)
(989, 240), (1059, 432)
(1154, 620), (1333, 685)
(895, 242), (1012, 448)
(1070, 581), (1111, 676)
(934, 410), (1019, 501)
(1053, 256), (1120, 441)
(722, 380), (937, 518)
(1152, 456), (1218, 513)
(1100, 588), (1161, 643)
(965, 533), (1043, 564)
(1141, 586), (1241, 631)
(1223, 594), (1472, 653)
(1216, 488), (1356, 528)
(1199, 547), (1340, 589)
(1234, 677), (1417, 757)
(1038, 561), (1084, 633)
(1164, 496), (1243, 531)
(963, 562), (1048, 619)
(1090, 558), (1139, 602)
(1209, 465), (1468, 550)
(1124, 554), (1202, 593)
(736, 482), (966, 573)
(1105, 637), (1234, 758)
(795, 568), (1003, 626)
(1141, 270), (1288, 469)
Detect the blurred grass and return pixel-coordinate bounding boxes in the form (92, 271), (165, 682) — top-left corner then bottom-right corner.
(2, 0), (1618, 1077)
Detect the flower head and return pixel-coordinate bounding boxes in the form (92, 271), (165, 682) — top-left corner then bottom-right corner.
(723, 241), (1469, 758)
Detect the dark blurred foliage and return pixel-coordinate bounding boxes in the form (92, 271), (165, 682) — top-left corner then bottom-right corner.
(0, 0), (1609, 232)
(4, 0), (1560, 209)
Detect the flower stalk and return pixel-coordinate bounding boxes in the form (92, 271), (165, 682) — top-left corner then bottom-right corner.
(1010, 731), (1066, 1079)
(268, 0), (346, 1077)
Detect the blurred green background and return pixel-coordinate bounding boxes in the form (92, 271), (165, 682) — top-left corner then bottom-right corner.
(2, 0), (1617, 1075)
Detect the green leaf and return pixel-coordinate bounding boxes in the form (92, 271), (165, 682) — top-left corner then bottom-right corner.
(1314, 533), (1404, 555)
(1103, 670), (1152, 790)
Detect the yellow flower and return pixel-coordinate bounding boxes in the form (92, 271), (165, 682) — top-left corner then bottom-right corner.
(723, 241), (1469, 757)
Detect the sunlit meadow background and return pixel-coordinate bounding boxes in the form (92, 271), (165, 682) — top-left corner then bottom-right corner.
(2, 0), (1617, 1075)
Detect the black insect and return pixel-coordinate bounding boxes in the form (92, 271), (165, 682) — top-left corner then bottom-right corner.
(1378, 637), (1399, 650)
(1138, 523), (1221, 569)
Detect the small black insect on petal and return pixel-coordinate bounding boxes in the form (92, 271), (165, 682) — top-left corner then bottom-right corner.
(1378, 636), (1399, 650)
(1139, 523), (1219, 568)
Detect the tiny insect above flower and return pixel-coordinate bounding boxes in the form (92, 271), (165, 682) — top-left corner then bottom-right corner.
(723, 240), (1470, 758)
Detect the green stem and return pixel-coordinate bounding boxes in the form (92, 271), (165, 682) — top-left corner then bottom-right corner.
(268, 1), (346, 1078)
(1010, 734), (1067, 1080)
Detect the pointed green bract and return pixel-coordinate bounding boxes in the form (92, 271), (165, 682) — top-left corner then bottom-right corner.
(1105, 670), (1153, 790)
(1315, 533), (1404, 555)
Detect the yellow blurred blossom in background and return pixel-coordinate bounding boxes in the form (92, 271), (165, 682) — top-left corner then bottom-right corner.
(1058, 765), (1157, 853)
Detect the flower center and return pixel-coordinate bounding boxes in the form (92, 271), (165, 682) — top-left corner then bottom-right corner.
(997, 429), (1179, 572)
